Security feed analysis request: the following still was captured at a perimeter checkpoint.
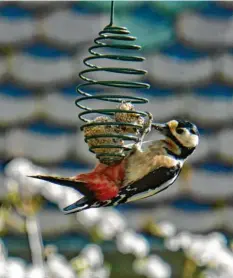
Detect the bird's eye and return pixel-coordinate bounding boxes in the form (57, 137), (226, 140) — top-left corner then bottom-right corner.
(176, 128), (184, 134)
(190, 129), (196, 134)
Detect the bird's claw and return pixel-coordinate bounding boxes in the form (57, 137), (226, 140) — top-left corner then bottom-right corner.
(130, 142), (141, 154)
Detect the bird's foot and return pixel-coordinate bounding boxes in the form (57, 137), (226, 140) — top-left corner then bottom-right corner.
(131, 140), (143, 154)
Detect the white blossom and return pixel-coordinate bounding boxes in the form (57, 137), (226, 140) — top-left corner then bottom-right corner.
(116, 230), (149, 258)
(80, 244), (104, 268)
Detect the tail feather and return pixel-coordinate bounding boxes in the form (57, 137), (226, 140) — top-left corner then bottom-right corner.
(62, 197), (91, 214)
(28, 175), (93, 197)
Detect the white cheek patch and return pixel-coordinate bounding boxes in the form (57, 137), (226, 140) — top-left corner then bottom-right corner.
(182, 133), (199, 148)
(174, 131), (199, 148)
(189, 134), (199, 147)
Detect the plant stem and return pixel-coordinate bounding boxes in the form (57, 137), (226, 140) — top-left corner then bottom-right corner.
(26, 216), (44, 267)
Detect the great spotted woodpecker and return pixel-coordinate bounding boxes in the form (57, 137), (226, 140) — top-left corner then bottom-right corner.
(29, 119), (199, 214)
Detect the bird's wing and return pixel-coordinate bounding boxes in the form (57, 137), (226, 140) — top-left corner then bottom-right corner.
(28, 175), (95, 199)
(123, 153), (178, 187)
(126, 165), (180, 191)
(118, 165), (181, 203)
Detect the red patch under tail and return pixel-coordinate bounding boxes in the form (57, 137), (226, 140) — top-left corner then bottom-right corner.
(75, 160), (125, 201)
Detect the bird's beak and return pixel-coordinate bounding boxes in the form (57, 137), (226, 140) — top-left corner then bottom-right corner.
(152, 123), (169, 135)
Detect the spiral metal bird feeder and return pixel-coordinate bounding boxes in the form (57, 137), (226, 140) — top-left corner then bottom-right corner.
(76, 1), (152, 165)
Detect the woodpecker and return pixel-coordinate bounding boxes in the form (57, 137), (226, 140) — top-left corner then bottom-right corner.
(29, 119), (199, 214)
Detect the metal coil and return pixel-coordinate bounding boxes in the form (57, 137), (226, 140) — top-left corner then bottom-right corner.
(76, 1), (151, 165)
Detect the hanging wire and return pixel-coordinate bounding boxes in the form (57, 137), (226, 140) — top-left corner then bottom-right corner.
(109, 0), (114, 26)
(76, 0), (151, 165)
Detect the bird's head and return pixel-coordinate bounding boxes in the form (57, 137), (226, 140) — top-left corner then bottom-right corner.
(152, 119), (199, 158)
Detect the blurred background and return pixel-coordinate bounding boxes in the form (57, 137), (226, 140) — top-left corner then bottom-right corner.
(1, 1), (233, 278)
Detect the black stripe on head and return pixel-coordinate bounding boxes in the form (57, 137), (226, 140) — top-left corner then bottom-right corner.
(176, 119), (199, 136)
(165, 127), (196, 159)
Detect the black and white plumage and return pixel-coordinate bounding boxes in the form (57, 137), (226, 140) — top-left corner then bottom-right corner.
(30, 119), (199, 214)
(68, 165), (181, 213)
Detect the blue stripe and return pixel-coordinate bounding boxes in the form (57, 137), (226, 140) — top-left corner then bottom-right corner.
(0, 5), (33, 19)
(61, 85), (104, 96)
(198, 162), (233, 173)
(23, 43), (70, 59)
(195, 84), (233, 98)
(3, 233), (90, 255)
(198, 1), (233, 18)
(137, 87), (174, 97)
(58, 161), (92, 171)
(172, 198), (212, 212)
(60, 85), (78, 96)
(161, 42), (208, 61)
(0, 84), (31, 97)
(2, 233), (230, 256)
(27, 121), (75, 135)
